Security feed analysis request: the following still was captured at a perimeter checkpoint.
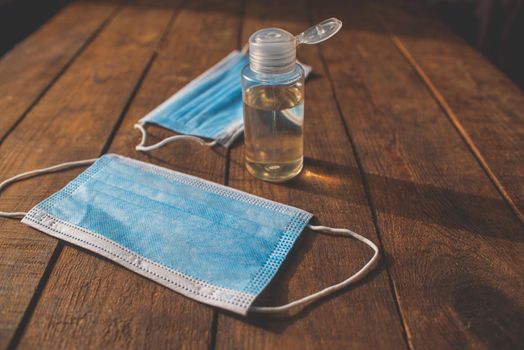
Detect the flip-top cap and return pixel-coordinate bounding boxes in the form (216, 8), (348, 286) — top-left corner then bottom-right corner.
(248, 18), (342, 74)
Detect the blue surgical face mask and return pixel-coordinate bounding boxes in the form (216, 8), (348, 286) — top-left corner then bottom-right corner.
(134, 50), (312, 152)
(0, 155), (378, 315)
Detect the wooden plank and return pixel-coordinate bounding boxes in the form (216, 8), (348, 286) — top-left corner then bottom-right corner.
(0, 5), (173, 348)
(215, 1), (408, 349)
(311, 1), (524, 349)
(378, 2), (524, 225)
(0, 1), (119, 141)
(15, 0), (244, 348)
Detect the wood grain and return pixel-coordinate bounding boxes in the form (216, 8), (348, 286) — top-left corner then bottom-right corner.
(15, 0), (243, 348)
(379, 2), (524, 225)
(0, 1), (119, 141)
(215, 0), (408, 349)
(311, 1), (524, 349)
(0, 4), (172, 349)
(0, 0), (522, 349)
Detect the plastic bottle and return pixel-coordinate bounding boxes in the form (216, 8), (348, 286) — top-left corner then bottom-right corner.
(241, 18), (342, 182)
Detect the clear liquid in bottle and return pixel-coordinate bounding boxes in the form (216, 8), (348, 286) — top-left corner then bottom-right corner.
(243, 85), (304, 182)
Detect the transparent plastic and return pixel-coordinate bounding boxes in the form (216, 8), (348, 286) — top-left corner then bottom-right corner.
(249, 28), (296, 74)
(242, 64), (305, 182)
(247, 18), (342, 75)
(242, 18), (341, 182)
(296, 18), (343, 45)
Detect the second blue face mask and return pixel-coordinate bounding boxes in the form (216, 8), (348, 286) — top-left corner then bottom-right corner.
(134, 50), (311, 151)
(0, 155), (378, 315)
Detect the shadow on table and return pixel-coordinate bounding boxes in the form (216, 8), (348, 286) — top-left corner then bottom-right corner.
(452, 274), (524, 349)
(226, 155), (522, 242)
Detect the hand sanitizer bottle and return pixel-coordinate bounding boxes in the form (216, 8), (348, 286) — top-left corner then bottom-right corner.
(241, 18), (342, 182)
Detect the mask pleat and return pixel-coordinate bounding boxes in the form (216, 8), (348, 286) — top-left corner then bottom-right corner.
(103, 159), (295, 226)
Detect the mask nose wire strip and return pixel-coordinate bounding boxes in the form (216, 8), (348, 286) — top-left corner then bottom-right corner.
(134, 123), (218, 152)
(0, 158), (98, 219)
(249, 224), (380, 314)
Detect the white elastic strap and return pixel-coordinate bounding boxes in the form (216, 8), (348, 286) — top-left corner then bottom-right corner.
(134, 123), (217, 152)
(249, 224), (380, 314)
(0, 158), (98, 219)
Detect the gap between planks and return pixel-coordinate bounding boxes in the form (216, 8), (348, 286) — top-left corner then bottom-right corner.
(379, 17), (524, 227)
(0, 4), (123, 145)
(4, 5), (182, 349)
(6, 244), (64, 350)
(305, 4), (414, 350)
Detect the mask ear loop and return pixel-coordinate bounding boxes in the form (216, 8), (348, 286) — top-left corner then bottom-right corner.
(249, 224), (380, 314)
(134, 123), (217, 152)
(0, 158), (98, 219)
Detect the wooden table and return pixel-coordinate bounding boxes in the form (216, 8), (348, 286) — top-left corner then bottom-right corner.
(1, 0), (523, 349)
